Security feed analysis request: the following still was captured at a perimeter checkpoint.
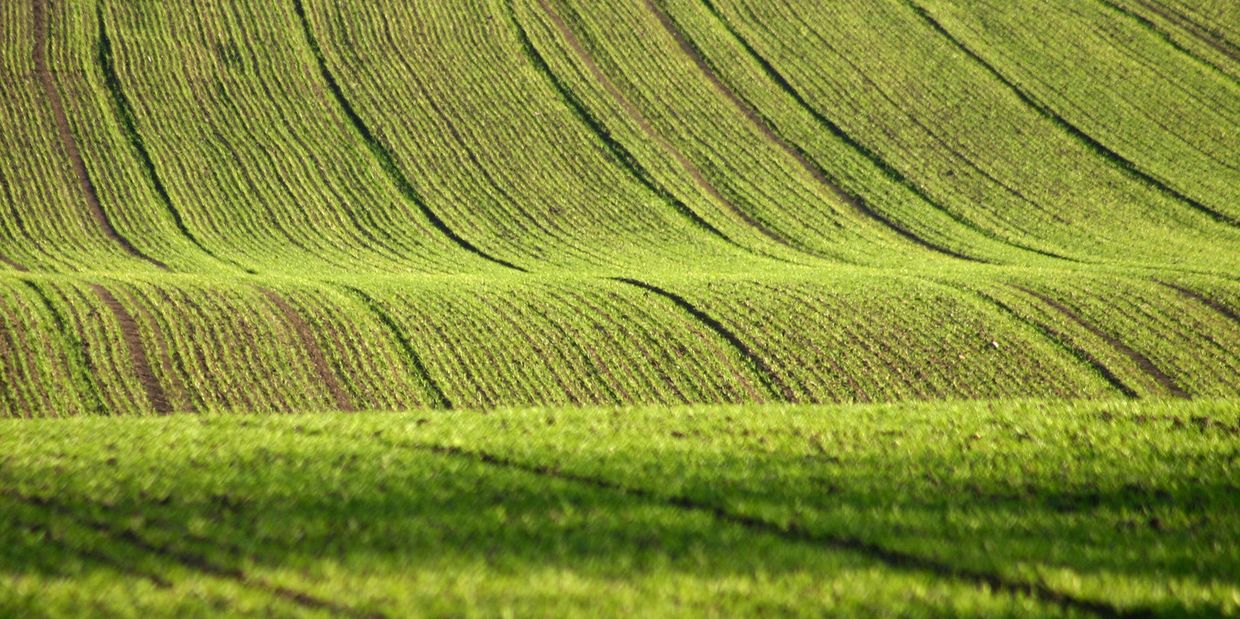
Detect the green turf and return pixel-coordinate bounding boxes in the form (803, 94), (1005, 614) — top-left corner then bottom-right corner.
(1, 399), (1236, 617)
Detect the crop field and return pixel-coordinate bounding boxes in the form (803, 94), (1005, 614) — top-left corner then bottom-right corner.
(0, 0), (1237, 616)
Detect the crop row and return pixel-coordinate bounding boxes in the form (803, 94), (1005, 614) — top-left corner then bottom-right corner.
(3, 270), (1237, 416)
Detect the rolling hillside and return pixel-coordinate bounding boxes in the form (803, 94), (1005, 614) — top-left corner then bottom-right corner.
(1, 0), (1239, 615)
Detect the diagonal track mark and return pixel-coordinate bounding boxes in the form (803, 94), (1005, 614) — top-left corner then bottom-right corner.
(339, 285), (451, 410)
(258, 287), (355, 412)
(1014, 285), (1187, 398)
(504, 1), (788, 265)
(696, 0), (1069, 263)
(644, 0), (979, 263)
(529, 0), (829, 262)
(904, 0), (1240, 229)
(3, 489), (381, 618)
(31, 0), (168, 271)
(290, 0), (525, 273)
(612, 277), (792, 402)
(95, 8), (254, 274)
(88, 283), (172, 414)
(368, 435), (1143, 619)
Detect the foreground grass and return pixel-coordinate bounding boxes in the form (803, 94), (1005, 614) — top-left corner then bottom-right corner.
(0, 399), (1236, 617)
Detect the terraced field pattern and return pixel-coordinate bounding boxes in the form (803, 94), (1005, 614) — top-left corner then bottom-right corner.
(1, 0), (1238, 616)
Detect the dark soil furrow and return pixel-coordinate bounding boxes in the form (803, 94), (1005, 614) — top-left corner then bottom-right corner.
(699, 0), (1072, 262)
(505, 3), (788, 266)
(1094, 0), (1240, 86)
(258, 288), (355, 412)
(290, 0), (525, 273)
(613, 277), (792, 402)
(389, 438), (1141, 619)
(88, 283), (172, 414)
(5, 490), (381, 618)
(1162, 282), (1240, 327)
(18, 280), (106, 414)
(967, 286), (1137, 398)
(116, 287), (190, 412)
(96, 8), (253, 274)
(645, 0), (979, 262)
(1015, 286), (1187, 398)
(905, 0), (1240, 229)
(31, 0), (168, 271)
(531, 0), (826, 261)
(0, 254), (28, 272)
(339, 286), (451, 409)
(1130, 0), (1240, 62)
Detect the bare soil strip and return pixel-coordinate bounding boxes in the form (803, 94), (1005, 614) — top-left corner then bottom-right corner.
(532, 0), (822, 259)
(1016, 286), (1188, 398)
(117, 288), (191, 411)
(1162, 282), (1240, 327)
(95, 9), (253, 274)
(290, 0), (525, 273)
(88, 283), (172, 414)
(1131, 0), (1240, 62)
(0, 254), (29, 271)
(259, 288), (355, 412)
(613, 277), (793, 402)
(31, 0), (168, 271)
(7, 490), (382, 618)
(383, 437), (1139, 619)
(339, 286), (451, 409)
(645, 0), (978, 262)
(967, 287), (1138, 398)
(905, 0), (1240, 229)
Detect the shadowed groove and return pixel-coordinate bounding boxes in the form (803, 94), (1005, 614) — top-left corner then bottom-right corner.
(957, 284), (1138, 398)
(903, 0), (1240, 229)
(290, 0), (526, 273)
(696, 0), (1072, 263)
(1125, 0), (1240, 62)
(4, 489), (384, 618)
(0, 255), (28, 272)
(31, 0), (168, 271)
(339, 285), (452, 410)
(367, 434), (1144, 619)
(505, 0), (781, 265)
(96, 7), (255, 275)
(612, 277), (792, 402)
(19, 279), (106, 414)
(1014, 285), (1188, 398)
(88, 283), (171, 414)
(644, 0), (981, 263)
(1093, 0), (1240, 87)
(258, 287), (355, 412)
(1160, 281), (1240, 327)
(528, 0), (834, 263)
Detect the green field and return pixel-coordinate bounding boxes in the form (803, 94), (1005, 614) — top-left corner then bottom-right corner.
(1, 0), (1238, 615)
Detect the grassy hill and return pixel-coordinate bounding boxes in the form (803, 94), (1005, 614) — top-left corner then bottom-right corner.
(1, 0), (1237, 615)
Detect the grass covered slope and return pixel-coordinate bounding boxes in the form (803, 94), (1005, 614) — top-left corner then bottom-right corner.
(1, 399), (1237, 617)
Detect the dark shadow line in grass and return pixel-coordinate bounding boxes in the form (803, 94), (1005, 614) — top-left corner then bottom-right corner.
(611, 276), (792, 402)
(695, 0), (1071, 263)
(18, 279), (108, 415)
(3, 502), (174, 589)
(290, 0), (526, 273)
(503, 0), (793, 267)
(2, 489), (382, 619)
(96, 7), (255, 275)
(338, 285), (452, 410)
(645, 0), (982, 264)
(1012, 285), (1188, 398)
(1091, 0), (1240, 88)
(31, 0), (168, 272)
(88, 282), (172, 414)
(387, 438), (1145, 619)
(903, 0), (1240, 230)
